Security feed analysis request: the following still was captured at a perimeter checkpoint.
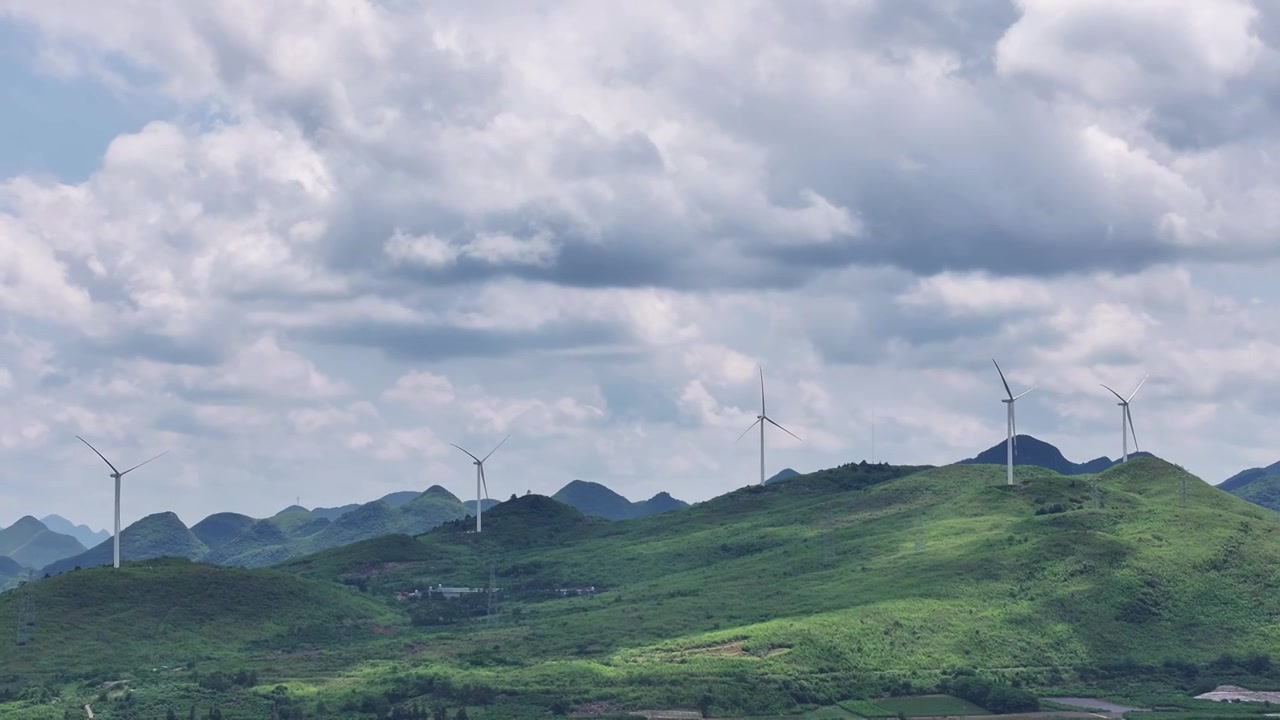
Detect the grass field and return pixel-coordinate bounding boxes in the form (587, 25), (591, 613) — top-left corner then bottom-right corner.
(6, 458), (1280, 718)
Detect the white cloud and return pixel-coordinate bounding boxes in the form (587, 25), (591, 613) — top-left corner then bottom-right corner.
(3, 1), (1280, 528)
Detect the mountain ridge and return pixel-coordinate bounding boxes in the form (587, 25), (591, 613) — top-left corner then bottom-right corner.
(39, 514), (110, 548)
(551, 479), (689, 520)
(0, 516), (87, 569)
(39, 485), (491, 576)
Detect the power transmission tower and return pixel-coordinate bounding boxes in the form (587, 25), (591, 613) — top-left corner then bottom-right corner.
(486, 563), (496, 621)
(1091, 480), (1103, 510)
(15, 569), (35, 647)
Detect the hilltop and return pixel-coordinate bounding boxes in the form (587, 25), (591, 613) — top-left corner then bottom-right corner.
(40, 486), (485, 576)
(0, 516), (85, 569)
(10, 457), (1280, 717)
(959, 434), (1151, 474)
(1220, 461), (1280, 511)
(551, 480), (689, 520)
(39, 514), (110, 548)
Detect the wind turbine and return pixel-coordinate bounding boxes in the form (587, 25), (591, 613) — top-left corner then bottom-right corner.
(992, 359), (1037, 487)
(449, 435), (509, 533)
(75, 436), (168, 569)
(735, 366), (802, 485)
(1101, 374), (1148, 463)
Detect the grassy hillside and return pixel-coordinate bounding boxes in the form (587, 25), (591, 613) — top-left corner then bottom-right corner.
(9, 458), (1280, 719)
(274, 458), (1280, 713)
(0, 557), (401, 675)
(0, 517), (86, 569)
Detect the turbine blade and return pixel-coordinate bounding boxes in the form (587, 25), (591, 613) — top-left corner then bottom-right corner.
(993, 359), (1013, 400)
(76, 436), (120, 475)
(759, 366), (766, 416)
(481, 434), (510, 463)
(1126, 405), (1139, 452)
(1012, 384), (1038, 401)
(449, 443), (482, 464)
(480, 465), (490, 500)
(119, 450), (168, 476)
(734, 418), (762, 444)
(1100, 383), (1126, 403)
(764, 416), (803, 442)
(1128, 374), (1149, 403)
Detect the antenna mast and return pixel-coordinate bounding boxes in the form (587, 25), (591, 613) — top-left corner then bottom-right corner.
(15, 569), (35, 647)
(486, 562), (496, 621)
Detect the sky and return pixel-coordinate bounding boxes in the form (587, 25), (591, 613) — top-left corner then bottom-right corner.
(2, 0), (1280, 531)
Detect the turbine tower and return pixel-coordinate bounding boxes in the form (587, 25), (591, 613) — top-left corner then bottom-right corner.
(449, 435), (509, 533)
(992, 359), (1037, 487)
(736, 366), (802, 485)
(75, 436), (167, 569)
(1101, 374), (1148, 463)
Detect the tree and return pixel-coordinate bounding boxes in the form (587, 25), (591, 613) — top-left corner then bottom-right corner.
(433, 706), (448, 720)
(167, 708), (178, 720)
(454, 709), (469, 720)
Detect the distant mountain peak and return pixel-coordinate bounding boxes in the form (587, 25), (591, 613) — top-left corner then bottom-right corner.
(552, 480), (688, 521)
(10, 516), (46, 531)
(958, 434), (1151, 476)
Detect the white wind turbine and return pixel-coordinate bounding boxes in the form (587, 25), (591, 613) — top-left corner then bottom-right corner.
(1101, 374), (1148, 463)
(992, 359), (1037, 487)
(735, 366), (802, 485)
(449, 435), (509, 533)
(75, 436), (168, 569)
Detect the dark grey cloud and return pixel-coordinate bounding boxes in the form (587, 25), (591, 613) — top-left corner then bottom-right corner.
(298, 318), (633, 362)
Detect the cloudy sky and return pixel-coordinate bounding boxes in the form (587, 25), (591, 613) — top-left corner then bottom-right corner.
(2, 0), (1279, 531)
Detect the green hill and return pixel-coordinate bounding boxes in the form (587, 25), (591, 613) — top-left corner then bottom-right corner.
(191, 512), (258, 549)
(204, 519), (295, 567)
(41, 512), (207, 576)
(10, 458), (1280, 718)
(272, 458), (1280, 713)
(0, 516), (86, 569)
(0, 557), (401, 675)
